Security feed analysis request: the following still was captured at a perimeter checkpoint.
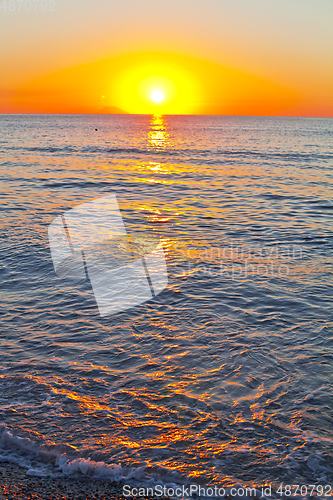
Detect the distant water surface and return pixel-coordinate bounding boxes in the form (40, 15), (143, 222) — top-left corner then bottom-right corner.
(0, 114), (332, 488)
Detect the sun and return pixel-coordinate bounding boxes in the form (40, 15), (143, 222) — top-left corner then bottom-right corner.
(112, 56), (199, 114)
(150, 89), (165, 103)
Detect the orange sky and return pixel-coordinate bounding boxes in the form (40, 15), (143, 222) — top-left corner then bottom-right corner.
(0, 0), (332, 116)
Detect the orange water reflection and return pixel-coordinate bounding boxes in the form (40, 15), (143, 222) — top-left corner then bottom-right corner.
(147, 115), (169, 152)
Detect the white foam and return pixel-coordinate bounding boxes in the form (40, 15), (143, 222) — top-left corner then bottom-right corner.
(26, 468), (50, 477)
(57, 455), (124, 480)
(0, 424), (126, 480)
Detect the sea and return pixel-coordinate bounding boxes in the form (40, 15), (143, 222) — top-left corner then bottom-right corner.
(0, 114), (332, 493)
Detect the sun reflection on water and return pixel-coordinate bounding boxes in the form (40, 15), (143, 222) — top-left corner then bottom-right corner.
(147, 115), (169, 152)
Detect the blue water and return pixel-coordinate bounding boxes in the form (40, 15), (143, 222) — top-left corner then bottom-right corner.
(0, 114), (332, 488)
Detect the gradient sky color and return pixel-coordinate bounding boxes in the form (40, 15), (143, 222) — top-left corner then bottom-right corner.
(0, 0), (332, 115)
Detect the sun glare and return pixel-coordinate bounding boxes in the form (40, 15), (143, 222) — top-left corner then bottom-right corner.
(112, 56), (199, 114)
(151, 89), (165, 103)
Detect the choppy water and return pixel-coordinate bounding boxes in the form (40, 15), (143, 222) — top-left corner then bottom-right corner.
(0, 114), (332, 490)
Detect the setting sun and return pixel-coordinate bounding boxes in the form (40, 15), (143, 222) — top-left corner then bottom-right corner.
(151, 89), (165, 103)
(110, 56), (199, 114)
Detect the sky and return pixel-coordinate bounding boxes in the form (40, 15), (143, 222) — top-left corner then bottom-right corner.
(0, 0), (332, 115)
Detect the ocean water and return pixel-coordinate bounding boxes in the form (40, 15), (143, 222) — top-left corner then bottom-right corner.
(0, 114), (332, 490)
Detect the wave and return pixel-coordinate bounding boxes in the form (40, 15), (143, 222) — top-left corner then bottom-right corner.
(0, 424), (125, 480)
(6, 144), (333, 162)
(0, 425), (184, 485)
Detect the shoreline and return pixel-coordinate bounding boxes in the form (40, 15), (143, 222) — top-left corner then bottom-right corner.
(0, 463), (169, 500)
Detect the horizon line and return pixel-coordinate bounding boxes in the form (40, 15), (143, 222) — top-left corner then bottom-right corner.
(0, 112), (332, 119)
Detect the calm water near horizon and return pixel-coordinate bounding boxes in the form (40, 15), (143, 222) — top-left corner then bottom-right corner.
(0, 114), (332, 491)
